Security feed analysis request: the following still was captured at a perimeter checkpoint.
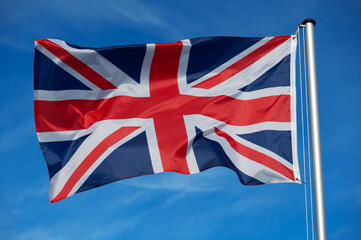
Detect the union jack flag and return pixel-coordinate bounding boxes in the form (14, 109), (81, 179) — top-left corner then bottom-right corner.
(34, 36), (300, 203)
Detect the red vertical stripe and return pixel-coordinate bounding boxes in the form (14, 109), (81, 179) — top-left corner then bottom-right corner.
(149, 42), (190, 174)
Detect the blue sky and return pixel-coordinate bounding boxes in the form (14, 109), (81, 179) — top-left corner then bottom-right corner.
(0, 0), (360, 239)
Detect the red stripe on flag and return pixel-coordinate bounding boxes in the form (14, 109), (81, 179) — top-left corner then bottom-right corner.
(36, 39), (117, 90)
(214, 127), (295, 181)
(149, 42), (190, 174)
(193, 36), (290, 89)
(198, 94), (291, 127)
(34, 94), (290, 132)
(51, 126), (140, 203)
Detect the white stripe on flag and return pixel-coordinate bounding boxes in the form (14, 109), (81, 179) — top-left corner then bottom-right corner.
(49, 120), (145, 201)
(48, 39), (138, 88)
(188, 37), (273, 87)
(205, 128), (292, 183)
(35, 41), (100, 91)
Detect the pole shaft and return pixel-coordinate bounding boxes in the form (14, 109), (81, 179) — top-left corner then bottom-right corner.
(303, 20), (327, 240)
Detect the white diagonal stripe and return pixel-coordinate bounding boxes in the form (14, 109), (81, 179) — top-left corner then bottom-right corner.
(189, 115), (293, 170)
(204, 128), (291, 183)
(49, 39), (138, 88)
(188, 37), (273, 87)
(35, 43), (157, 101)
(225, 129), (293, 170)
(67, 126), (145, 198)
(212, 38), (291, 91)
(183, 115), (295, 175)
(48, 119), (145, 200)
(35, 41), (99, 91)
(182, 39), (291, 98)
(36, 43), (158, 101)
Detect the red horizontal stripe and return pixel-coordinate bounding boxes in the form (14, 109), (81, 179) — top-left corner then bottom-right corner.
(198, 94), (290, 127)
(214, 127), (295, 181)
(51, 126), (140, 203)
(193, 36), (290, 89)
(34, 94), (290, 132)
(36, 39), (117, 90)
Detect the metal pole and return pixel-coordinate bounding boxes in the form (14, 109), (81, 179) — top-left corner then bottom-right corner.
(302, 18), (327, 240)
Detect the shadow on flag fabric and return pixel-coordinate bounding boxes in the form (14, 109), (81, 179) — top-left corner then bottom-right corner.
(34, 36), (301, 203)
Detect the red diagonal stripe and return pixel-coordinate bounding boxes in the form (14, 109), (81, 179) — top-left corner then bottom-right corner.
(51, 126), (140, 203)
(193, 36), (290, 89)
(36, 39), (117, 90)
(214, 127), (295, 181)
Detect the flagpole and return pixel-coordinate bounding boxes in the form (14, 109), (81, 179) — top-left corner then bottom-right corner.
(302, 18), (327, 240)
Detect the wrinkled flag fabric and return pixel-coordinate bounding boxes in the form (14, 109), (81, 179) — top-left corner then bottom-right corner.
(34, 36), (300, 202)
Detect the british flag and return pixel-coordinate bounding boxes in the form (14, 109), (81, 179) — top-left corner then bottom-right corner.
(34, 36), (300, 203)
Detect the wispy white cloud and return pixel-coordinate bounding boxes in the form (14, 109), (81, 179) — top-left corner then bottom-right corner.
(0, 0), (184, 50)
(0, 37), (33, 52)
(87, 216), (141, 240)
(329, 224), (361, 240)
(3, 179), (48, 207)
(0, 119), (35, 154)
(9, 216), (138, 240)
(228, 189), (282, 215)
(329, 183), (361, 207)
(16, 227), (64, 240)
(121, 169), (232, 193)
(17, 183), (48, 203)
(55, 0), (173, 29)
(100, 0), (182, 39)
(1, 210), (142, 240)
(104, 0), (167, 27)
(103, 169), (237, 209)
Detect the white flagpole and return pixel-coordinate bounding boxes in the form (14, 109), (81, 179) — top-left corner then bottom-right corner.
(302, 18), (327, 240)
